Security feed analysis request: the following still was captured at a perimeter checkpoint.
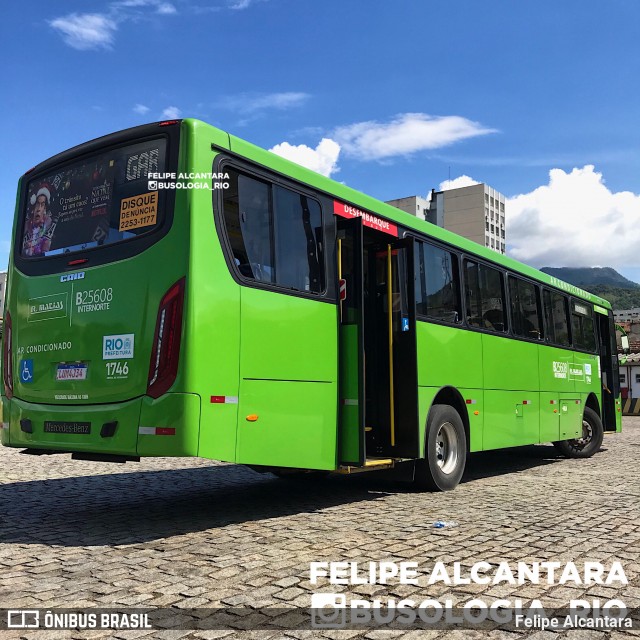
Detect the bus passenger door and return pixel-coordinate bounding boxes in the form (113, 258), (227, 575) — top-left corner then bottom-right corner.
(598, 311), (618, 429)
(337, 217), (365, 465)
(365, 237), (420, 459)
(336, 220), (419, 464)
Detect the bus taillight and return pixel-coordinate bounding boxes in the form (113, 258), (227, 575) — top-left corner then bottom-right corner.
(147, 278), (185, 399)
(2, 311), (13, 399)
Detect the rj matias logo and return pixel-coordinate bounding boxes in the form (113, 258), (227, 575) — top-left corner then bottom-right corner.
(27, 293), (68, 322)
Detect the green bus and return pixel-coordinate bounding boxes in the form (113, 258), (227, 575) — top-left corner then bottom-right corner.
(1, 119), (622, 490)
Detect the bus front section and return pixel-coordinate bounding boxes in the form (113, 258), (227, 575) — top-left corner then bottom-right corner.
(1, 120), (197, 461)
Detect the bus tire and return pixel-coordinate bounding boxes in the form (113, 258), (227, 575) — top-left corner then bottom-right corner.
(553, 407), (604, 459)
(414, 404), (466, 491)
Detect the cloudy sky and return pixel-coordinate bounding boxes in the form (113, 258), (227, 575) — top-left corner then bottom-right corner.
(1, 1), (639, 282)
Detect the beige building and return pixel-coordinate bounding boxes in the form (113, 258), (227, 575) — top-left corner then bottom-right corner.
(386, 183), (506, 254)
(430, 183), (505, 254)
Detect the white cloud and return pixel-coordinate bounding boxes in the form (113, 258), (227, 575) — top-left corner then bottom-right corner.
(156, 3), (177, 14)
(115, 0), (151, 6)
(114, 0), (176, 10)
(49, 13), (117, 50)
(161, 106), (181, 118)
(269, 139), (341, 178)
(134, 103), (150, 114)
(228, 0), (268, 8)
(333, 113), (496, 161)
(192, 5), (223, 13)
(439, 175), (480, 191)
(218, 92), (310, 115)
(249, 92), (309, 111)
(507, 165), (640, 271)
(50, 1), (177, 50)
(226, 0), (268, 8)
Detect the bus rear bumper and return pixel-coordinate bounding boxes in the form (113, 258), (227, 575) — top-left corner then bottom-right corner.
(1, 393), (201, 457)
(137, 393), (200, 456)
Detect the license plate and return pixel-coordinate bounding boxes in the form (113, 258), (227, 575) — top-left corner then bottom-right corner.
(56, 363), (88, 381)
(44, 421), (91, 435)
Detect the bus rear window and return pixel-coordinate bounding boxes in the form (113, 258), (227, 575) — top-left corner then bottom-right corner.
(21, 138), (167, 258)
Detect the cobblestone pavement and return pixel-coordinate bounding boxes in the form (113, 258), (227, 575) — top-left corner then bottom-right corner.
(1, 418), (638, 640)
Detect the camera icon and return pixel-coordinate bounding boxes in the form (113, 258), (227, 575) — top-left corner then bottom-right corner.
(148, 180), (157, 190)
(311, 593), (347, 628)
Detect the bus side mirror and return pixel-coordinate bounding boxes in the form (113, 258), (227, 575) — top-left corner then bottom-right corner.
(621, 336), (630, 354)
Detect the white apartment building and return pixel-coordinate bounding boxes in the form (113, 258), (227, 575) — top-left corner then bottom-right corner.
(429, 183), (505, 254)
(386, 183), (506, 254)
(614, 308), (640, 323)
(384, 195), (431, 220)
(619, 355), (640, 400)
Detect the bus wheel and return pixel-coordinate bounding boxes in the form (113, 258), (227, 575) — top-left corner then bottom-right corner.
(414, 404), (466, 491)
(553, 407), (604, 459)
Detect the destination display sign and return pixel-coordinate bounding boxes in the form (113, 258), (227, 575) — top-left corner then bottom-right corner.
(333, 200), (398, 237)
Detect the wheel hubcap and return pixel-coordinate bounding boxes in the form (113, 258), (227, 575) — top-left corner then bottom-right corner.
(435, 421), (459, 474)
(569, 420), (593, 450)
(578, 420), (593, 447)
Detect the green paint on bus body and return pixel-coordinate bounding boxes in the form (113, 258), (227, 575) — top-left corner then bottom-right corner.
(338, 324), (360, 464)
(1, 118), (622, 471)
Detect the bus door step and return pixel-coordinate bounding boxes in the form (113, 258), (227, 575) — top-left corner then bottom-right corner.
(337, 458), (395, 474)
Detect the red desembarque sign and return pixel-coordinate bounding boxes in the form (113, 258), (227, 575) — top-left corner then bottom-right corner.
(333, 200), (398, 237)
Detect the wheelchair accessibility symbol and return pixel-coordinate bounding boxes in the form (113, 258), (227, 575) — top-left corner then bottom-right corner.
(20, 359), (34, 384)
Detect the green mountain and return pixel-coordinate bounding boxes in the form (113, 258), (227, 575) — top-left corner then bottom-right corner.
(540, 267), (640, 289)
(540, 267), (640, 310)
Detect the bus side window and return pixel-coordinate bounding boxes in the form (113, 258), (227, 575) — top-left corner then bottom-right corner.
(414, 241), (426, 316)
(464, 261), (499, 330)
(222, 168), (324, 294)
(423, 242), (461, 323)
(464, 260), (482, 327)
(223, 169), (272, 282)
(544, 290), (570, 347)
(479, 264), (507, 332)
(273, 186), (323, 293)
(571, 300), (596, 352)
(509, 276), (543, 340)
(239, 174), (273, 283)
(465, 259), (507, 332)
